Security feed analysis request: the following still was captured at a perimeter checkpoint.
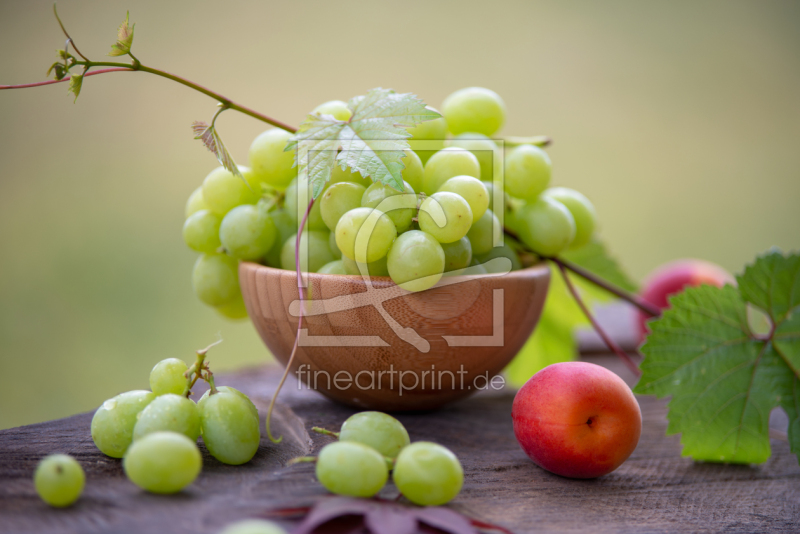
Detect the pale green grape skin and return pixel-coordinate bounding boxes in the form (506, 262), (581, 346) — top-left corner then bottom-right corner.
(405, 107), (447, 165)
(132, 394), (201, 442)
(400, 149), (424, 193)
(185, 186), (208, 218)
(34, 454), (85, 507)
(543, 187), (597, 249)
(216, 294), (249, 320)
(441, 87), (506, 137)
(280, 231), (335, 273)
(91, 390), (156, 458)
(421, 147), (481, 195)
(202, 166), (259, 216)
(447, 133), (498, 183)
(441, 237), (472, 272)
(265, 209), (297, 268)
(466, 210), (501, 256)
(248, 128), (297, 191)
(335, 207), (397, 263)
(339, 411), (410, 459)
(312, 100), (352, 121)
(393, 441), (464, 506)
(476, 242), (522, 273)
(219, 204), (277, 261)
(199, 390), (261, 465)
(123, 431), (202, 494)
(342, 255), (390, 277)
(418, 192), (473, 244)
(504, 145), (552, 201)
(329, 164), (372, 187)
(517, 197), (576, 256)
(218, 519), (288, 534)
(360, 180), (417, 233)
(318, 260), (347, 275)
(387, 230), (445, 292)
(315, 441), (388, 498)
(284, 177), (327, 231)
(192, 253), (240, 306)
(482, 181), (509, 216)
(328, 231), (342, 259)
(437, 175), (488, 221)
(183, 209), (222, 253)
(320, 182), (367, 232)
(150, 358), (189, 396)
(198, 386), (259, 419)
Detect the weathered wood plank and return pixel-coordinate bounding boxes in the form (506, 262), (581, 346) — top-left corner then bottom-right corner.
(0, 355), (797, 534)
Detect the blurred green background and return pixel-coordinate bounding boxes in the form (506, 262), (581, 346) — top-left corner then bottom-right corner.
(1, 0), (798, 429)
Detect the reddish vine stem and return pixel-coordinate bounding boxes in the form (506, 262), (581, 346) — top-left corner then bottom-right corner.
(557, 262), (642, 376)
(0, 67), (132, 89)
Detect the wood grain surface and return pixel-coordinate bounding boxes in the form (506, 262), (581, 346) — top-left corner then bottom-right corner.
(1, 355), (797, 534)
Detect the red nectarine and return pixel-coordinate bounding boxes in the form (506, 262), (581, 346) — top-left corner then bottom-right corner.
(512, 362), (642, 478)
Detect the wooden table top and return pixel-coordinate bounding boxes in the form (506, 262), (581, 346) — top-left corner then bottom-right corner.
(1, 354), (797, 534)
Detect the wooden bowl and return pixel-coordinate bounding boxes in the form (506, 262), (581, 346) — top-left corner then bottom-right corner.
(239, 262), (550, 411)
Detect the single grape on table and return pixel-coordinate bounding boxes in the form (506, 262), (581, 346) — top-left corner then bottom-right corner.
(123, 431), (202, 494)
(34, 454), (85, 507)
(393, 441), (464, 506)
(315, 441), (388, 498)
(338, 411), (410, 459)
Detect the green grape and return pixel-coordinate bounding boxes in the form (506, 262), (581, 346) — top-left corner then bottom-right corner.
(361, 180), (417, 233)
(320, 182), (367, 232)
(312, 100), (352, 121)
(466, 210), (501, 256)
(387, 230), (445, 292)
(400, 149), (424, 193)
(132, 393), (201, 442)
(342, 255), (390, 277)
(315, 441), (388, 497)
(543, 187), (597, 249)
(318, 260), (346, 275)
(437, 175), (488, 221)
(329, 164), (372, 187)
(248, 128), (297, 191)
(482, 180), (509, 216)
(284, 177), (327, 231)
(447, 132), (498, 183)
(328, 231), (342, 259)
(91, 390), (156, 458)
(218, 519), (288, 534)
(517, 197), (576, 256)
(504, 144), (551, 201)
(280, 231), (335, 273)
(150, 358), (188, 396)
(421, 147), (481, 195)
(199, 386), (259, 420)
(202, 166), (259, 216)
(441, 237), (472, 272)
(185, 186), (208, 218)
(335, 207), (397, 263)
(405, 107), (447, 164)
(123, 431), (202, 494)
(339, 411), (410, 459)
(476, 242), (522, 273)
(418, 192), (473, 244)
(192, 253), (240, 306)
(393, 441), (464, 506)
(183, 209), (222, 253)
(219, 204), (277, 261)
(34, 454), (85, 507)
(441, 87), (506, 137)
(216, 294), (249, 320)
(265, 209), (297, 268)
(199, 389), (261, 465)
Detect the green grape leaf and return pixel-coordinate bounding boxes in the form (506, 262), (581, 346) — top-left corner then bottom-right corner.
(68, 73), (83, 103)
(47, 62), (68, 81)
(192, 121), (242, 178)
(286, 88), (441, 198)
(108, 12), (135, 57)
(561, 237), (639, 295)
(635, 250), (800, 464)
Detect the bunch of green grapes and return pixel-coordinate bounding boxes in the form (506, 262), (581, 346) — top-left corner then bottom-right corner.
(87, 348), (261, 497)
(309, 411), (464, 506)
(183, 90), (596, 315)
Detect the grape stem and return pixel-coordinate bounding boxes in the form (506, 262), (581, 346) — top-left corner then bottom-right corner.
(556, 262), (642, 377)
(184, 339), (223, 396)
(287, 456), (317, 466)
(311, 427), (340, 438)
